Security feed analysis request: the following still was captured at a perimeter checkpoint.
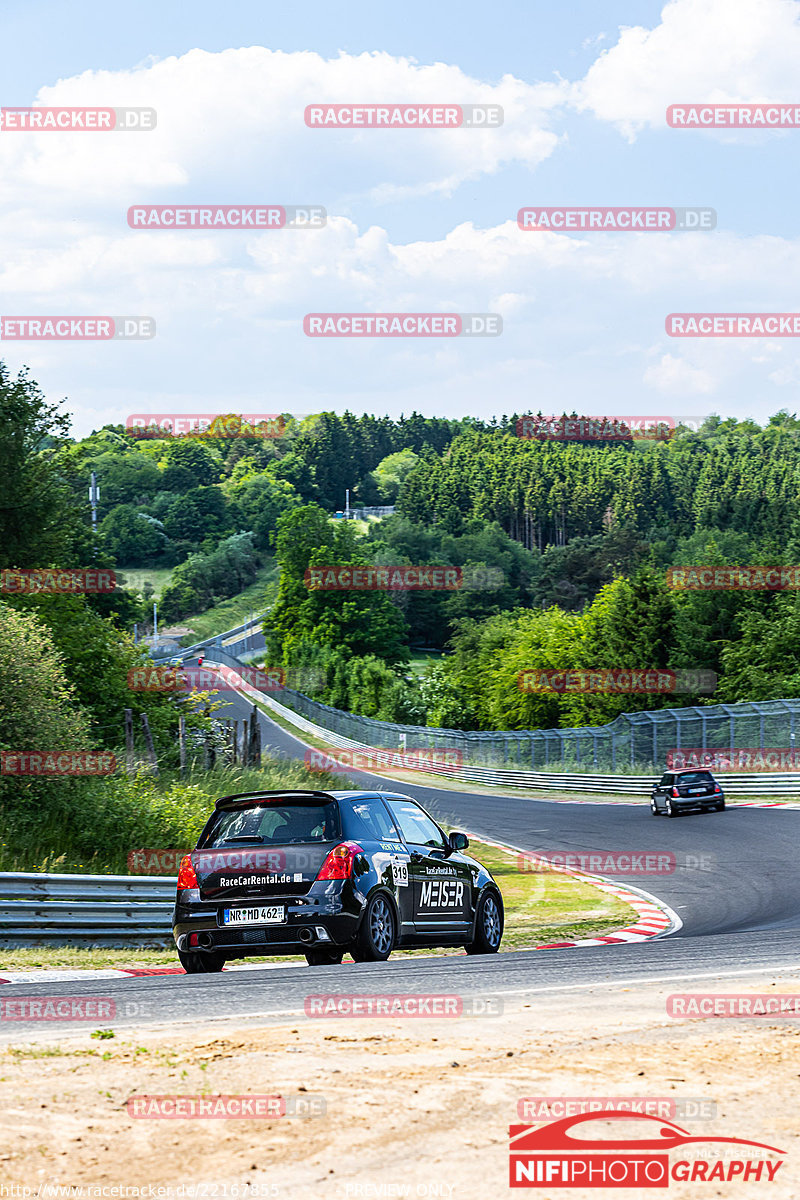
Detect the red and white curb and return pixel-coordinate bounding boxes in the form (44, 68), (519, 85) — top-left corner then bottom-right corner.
(0, 846), (678, 987)
(470, 835), (680, 951)
(534, 875), (677, 949)
(0, 873), (677, 984)
(0, 961), (297, 985)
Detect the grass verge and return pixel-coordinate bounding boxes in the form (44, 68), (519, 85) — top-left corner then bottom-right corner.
(178, 563), (279, 645)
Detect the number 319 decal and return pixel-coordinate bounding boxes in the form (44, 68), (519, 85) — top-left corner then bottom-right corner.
(391, 857), (409, 887)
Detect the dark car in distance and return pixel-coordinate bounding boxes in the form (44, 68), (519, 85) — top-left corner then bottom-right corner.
(650, 768), (725, 817)
(172, 789), (504, 973)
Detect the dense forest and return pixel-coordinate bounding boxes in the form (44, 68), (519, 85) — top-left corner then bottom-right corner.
(4, 355), (800, 760)
(261, 414), (800, 728)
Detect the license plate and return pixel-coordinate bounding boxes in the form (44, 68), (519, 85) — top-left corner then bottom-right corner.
(222, 906), (285, 926)
(688, 787), (706, 794)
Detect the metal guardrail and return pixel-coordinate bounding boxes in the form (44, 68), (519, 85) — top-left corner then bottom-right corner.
(151, 614), (266, 661)
(243, 680), (800, 800)
(160, 625), (800, 800)
(0, 873), (175, 945)
(197, 652), (800, 799)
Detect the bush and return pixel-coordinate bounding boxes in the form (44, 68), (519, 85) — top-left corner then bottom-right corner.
(0, 760), (352, 874)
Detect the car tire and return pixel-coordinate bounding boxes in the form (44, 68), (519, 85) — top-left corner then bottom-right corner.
(650, 799), (659, 816)
(351, 893), (396, 962)
(466, 889), (503, 955)
(715, 799), (725, 812)
(304, 948), (345, 966)
(178, 949), (225, 974)
(665, 797), (678, 818)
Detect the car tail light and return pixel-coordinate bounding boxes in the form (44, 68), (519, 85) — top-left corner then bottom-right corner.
(316, 842), (363, 881)
(672, 786), (680, 797)
(713, 784), (722, 794)
(177, 855), (199, 890)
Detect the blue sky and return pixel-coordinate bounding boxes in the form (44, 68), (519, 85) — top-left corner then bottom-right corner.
(1, 0), (799, 435)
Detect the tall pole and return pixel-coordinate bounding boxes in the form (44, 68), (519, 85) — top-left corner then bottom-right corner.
(88, 472), (100, 532)
(153, 601), (158, 648)
(345, 488), (350, 519)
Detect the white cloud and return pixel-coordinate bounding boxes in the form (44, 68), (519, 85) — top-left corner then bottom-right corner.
(571, 0), (800, 136)
(0, 47), (564, 215)
(0, 35), (798, 435)
(644, 353), (716, 395)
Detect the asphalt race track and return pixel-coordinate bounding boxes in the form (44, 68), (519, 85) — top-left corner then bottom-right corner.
(4, 683), (800, 1040)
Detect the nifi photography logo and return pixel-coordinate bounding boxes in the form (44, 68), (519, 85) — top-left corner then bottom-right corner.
(508, 1111), (785, 1188)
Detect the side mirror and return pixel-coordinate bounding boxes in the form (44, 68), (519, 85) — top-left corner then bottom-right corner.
(448, 831), (469, 852)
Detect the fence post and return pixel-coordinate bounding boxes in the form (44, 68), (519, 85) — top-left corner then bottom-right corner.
(248, 706), (260, 767)
(140, 713), (159, 778)
(125, 709), (135, 774)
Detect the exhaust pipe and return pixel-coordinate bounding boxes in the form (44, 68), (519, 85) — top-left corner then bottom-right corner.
(198, 932), (215, 950)
(298, 927), (316, 945)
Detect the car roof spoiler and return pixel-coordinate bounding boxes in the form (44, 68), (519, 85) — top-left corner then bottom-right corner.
(213, 789), (337, 810)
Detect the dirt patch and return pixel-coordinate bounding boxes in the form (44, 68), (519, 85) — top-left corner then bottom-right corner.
(2, 970), (798, 1198)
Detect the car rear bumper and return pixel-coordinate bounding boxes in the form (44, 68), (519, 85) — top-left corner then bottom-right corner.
(172, 894), (363, 956)
(671, 792), (724, 808)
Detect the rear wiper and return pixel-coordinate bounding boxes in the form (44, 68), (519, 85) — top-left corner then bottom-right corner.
(220, 836), (264, 844)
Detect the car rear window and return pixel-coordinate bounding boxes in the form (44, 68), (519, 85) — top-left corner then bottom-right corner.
(201, 801), (340, 847)
(677, 771), (714, 785)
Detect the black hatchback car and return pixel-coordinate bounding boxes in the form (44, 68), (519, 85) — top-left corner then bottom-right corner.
(172, 789), (504, 973)
(650, 768), (725, 817)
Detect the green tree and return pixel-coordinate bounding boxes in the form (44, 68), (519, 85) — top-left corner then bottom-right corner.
(0, 364), (87, 569)
(161, 440), (222, 491)
(225, 471), (301, 549)
(266, 505), (408, 664)
(3, 593), (174, 748)
(100, 505), (167, 564)
(368, 448), (420, 503)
